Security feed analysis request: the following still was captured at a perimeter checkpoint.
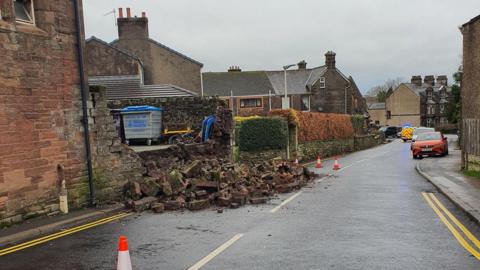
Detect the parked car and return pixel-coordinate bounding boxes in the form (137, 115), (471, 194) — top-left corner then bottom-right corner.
(379, 126), (398, 138)
(411, 127), (435, 142)
(411, 132), (448, 159)
(401, 126), (415, 142)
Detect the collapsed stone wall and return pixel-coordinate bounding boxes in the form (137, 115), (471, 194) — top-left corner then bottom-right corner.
(108, 97), (226, 131)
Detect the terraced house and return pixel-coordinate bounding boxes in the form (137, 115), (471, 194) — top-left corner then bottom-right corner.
(202, 52), (367, 116)
(385, 75), (451, 127)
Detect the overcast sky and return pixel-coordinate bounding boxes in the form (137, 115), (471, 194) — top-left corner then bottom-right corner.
(84, 0), (479, 93)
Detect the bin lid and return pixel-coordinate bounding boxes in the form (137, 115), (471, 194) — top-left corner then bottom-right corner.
(121, 106), (163, 112)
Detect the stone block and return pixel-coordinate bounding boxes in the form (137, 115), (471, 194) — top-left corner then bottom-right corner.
(132, 196), (158, 212)
(151, 203), (165, 213)
(186, 199), (210, 211)
(164, 200), (183, 211)
(249, 197), (269, 204)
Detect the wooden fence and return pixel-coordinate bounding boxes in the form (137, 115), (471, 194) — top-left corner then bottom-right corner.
(463, 119), (480, 156)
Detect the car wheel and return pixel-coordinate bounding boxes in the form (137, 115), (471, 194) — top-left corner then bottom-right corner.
(403, 139), (407, 142)
(412, 155), (417, 159)
(446, 148), (449, 155)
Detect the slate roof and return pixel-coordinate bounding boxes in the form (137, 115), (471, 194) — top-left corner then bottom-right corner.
(202, 71), (274, 97)
(267, 66), (327, 95)
(109, 38), (203, 67)
(402, 83), (450, 96)
(368, 103), (386, 110)
(203, 66), (327, 97)
(88, 75), (198, 100)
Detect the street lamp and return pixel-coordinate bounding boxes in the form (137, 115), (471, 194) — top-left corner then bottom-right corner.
(282, 64), (296, 109)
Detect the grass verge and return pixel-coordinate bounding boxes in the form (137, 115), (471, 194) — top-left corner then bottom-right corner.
(464, 169), (480, 179)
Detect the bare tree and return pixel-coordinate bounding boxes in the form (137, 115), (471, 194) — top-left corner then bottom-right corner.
(365, 77), (404, 102)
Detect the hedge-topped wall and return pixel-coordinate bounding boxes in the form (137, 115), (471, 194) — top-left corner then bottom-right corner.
(269, 110), (354, 142)
(238, 117), (288, 151)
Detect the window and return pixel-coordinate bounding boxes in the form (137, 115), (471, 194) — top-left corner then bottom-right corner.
(427, 105), (435, 115)
(439, 104), (445, 114)
(386, 111), (391, 119)
(427, 91), (433, 100)
(426, 118), (432, 126)
(319, 77), (326, 88)
(440, 90), (446, 99)
(240, 98), (262, 108)
(301, 95), (310, 111)
(14, 0), (34, 24)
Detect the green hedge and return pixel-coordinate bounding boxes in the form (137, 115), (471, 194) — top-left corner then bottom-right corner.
(238, 117), (288, 151)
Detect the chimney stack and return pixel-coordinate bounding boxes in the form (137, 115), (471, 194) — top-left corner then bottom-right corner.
(411, 75), (422, 86)
(228, 66), (242, 72)
(297, 60), (307, 70)
(117, 7), (149, 40)
(437, 75), (448, 86)
(325, 51), (336, 69)
(424, 75), (435, 86)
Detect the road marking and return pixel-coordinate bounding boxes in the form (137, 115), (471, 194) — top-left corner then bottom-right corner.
(428, 193), (480, 249)
(187, 233), (244, 270)
(270, 191), (303, 213)
(421, 192), (480, 260)
(336, 164), (353, 172)
(0, 212), (131, 256)
(355, 159), (368, 163)
(317, 174), (332, 183)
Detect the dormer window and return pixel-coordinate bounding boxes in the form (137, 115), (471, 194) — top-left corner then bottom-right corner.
(427, 90), (433, 100)
(14, 0), (35, 24)
(440, 90), (446, 99)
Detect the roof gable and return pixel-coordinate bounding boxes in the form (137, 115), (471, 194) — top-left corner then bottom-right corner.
(86, 36), (142, 65)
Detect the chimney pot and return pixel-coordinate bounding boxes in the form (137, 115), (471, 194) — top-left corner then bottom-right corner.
(118, 8), (123, 18)
(436, 75), (448, 86)
(126, 7), (131, 18)
(142, 12), (146, 18)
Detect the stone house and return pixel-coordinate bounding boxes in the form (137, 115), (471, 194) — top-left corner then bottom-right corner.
(0, 1), (144, 224)
(460, 14), (480, 171)
(367, 103), (387, 126)
(202, 52), (367, 116)
(385, 75), (450, 127)
(86, 8), (203, 98)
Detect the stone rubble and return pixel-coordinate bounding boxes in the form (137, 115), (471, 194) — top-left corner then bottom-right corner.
(123, 157), (316, 213)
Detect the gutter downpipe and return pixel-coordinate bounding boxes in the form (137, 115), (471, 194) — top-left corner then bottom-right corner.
(73, 0), (96, 207)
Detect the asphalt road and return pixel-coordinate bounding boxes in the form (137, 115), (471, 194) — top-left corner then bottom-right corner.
(2, 139), (480, 269)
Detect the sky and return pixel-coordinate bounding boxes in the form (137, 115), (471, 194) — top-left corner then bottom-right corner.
(83, 0), (479, 93)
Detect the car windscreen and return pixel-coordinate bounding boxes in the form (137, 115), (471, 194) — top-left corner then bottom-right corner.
(413, 128), (434, 135)
(416, 132), (441, 141)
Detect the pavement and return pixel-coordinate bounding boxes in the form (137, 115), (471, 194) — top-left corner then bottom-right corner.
(0, 203), (125, 248)
(1, 139), (480, 269)
(416, 137), (480, 224)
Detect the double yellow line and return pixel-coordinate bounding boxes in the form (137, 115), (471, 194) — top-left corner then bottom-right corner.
(0, 212), (131, 256)
(422, 192), (480, 260)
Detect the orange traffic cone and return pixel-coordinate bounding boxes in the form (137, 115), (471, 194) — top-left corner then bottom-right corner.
(333, 157), (341, 170)
(315, 156), (323, 168)
(117, 235), (132, 270)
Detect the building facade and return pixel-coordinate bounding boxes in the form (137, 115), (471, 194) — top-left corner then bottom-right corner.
(203, 52), (367, 116)
(460, 15), (480, 171)
(367, 103), (387, 126)
(385, 75), (450, 127)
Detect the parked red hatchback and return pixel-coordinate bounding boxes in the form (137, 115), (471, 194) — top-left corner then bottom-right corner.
(411, 132), (448, 159)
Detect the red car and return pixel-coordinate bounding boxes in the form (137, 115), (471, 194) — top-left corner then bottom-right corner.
(411, 132), (448, 159)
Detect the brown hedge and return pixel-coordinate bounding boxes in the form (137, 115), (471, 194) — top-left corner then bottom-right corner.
(269, 110), (354, 142)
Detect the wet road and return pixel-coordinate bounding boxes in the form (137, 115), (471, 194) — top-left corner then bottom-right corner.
(2, 139), (480, 269)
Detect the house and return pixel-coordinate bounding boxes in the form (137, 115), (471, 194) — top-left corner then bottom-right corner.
(367, 103), (387, 126)
(460, 14), (480, 171)
(385, 75), (450, 127)
(202, 52), (367, 116)
(86, 8), (203, 98)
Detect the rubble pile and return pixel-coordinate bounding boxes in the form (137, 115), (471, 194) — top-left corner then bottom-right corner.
(124, 158), (316, 213)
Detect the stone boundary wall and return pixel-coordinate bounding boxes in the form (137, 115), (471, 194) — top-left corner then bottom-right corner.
(108, 97), (225, 131)
(238, 149), (287, 166)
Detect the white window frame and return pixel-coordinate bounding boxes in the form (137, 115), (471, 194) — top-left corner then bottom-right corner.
(440, 104), (445, 114)
(301, 95), (310, 111)
(14, 0), (35, 25)
(427, 91), (433, 100)
(319, 77), (326, 88)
